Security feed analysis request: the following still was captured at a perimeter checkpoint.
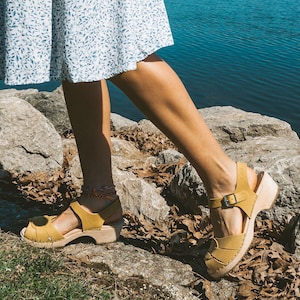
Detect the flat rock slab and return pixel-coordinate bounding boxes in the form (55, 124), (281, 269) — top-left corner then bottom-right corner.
(63, 242), (200, 300)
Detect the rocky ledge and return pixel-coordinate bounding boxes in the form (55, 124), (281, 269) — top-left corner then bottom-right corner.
(0, 87), (299, 299)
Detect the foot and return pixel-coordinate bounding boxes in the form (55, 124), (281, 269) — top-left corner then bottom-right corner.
(205, 162), (278, 278)
(51, 190), (123, 236)
(209, 166), (258, 238)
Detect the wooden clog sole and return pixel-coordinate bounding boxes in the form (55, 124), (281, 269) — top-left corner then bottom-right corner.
(20, 219), (124, 249)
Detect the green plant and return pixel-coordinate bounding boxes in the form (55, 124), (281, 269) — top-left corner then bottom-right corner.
(0, 232), (114, 299)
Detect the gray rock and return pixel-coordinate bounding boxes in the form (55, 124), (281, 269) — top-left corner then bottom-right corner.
(111, 137), (155, 170)
(200, 106), (298, 145)
(136, 119), (162, 134)
(111, 137), (167, 222)
(0, 88), (39, 99)
(20, 87), (71, 135)
(63, 242), (200, 300)
(113, 167), (170, 221)
(155, 149), (185, 165)
(110, 113), (137, 131)
(0, 97), (63, 174)
(170, 163), (207, 215)
(210, 279), (238, 300)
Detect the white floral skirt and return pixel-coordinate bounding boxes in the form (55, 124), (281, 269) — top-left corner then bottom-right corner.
(0, 0), (173, 85)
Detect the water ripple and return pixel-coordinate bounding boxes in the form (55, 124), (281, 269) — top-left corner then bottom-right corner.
(161, 0), (300, 134)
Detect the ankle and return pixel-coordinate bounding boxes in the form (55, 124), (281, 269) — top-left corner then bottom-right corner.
(207, 164), (257, 199)
(80, 185), (120, 213)
(81, 185), (118, 201)
(206, 164), (237, 199)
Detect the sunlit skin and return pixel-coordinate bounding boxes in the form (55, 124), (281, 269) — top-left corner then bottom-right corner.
(53, 54), (257, 240)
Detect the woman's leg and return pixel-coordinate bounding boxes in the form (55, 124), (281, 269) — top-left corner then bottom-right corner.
(52, 80), (122, 235)
(110, 54), (257, 238)
(63, 81), (112, 187)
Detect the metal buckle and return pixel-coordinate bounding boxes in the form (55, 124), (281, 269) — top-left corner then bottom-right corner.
(221, 194), (238, 208)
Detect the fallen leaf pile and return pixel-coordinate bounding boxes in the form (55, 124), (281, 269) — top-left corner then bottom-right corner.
(233, 238), (300, 299)
(112, 128), (176, 155)
(12, 171), (69, 204)
(132, 159), (186, 188)
(5, 130), (300, 299)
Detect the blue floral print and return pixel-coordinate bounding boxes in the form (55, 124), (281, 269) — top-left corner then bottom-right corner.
(0, 0), (173, 85)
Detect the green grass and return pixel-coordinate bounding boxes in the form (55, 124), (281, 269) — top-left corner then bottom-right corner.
(0, 231), (173, 300)
(0, 232), (114, 300)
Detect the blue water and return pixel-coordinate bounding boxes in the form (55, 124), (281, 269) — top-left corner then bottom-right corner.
(1, 0), (299, 135)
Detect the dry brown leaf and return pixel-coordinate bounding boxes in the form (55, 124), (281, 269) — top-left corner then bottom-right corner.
(202, 279), (213, 299)
(182, 218), (196, 233)
(238, 282), (257, 298)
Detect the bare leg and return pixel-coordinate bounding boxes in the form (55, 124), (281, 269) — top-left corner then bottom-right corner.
(52, 80), (122, 234)
(110, 54), (257, 237)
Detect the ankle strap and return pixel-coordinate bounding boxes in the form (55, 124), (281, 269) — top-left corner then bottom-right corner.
(81, 185), (117, 201)
(209, 162), (257, 218)
(70, 199), (121, 231)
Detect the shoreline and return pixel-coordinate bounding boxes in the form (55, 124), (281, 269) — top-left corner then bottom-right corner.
(0, 83), (299, 137)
